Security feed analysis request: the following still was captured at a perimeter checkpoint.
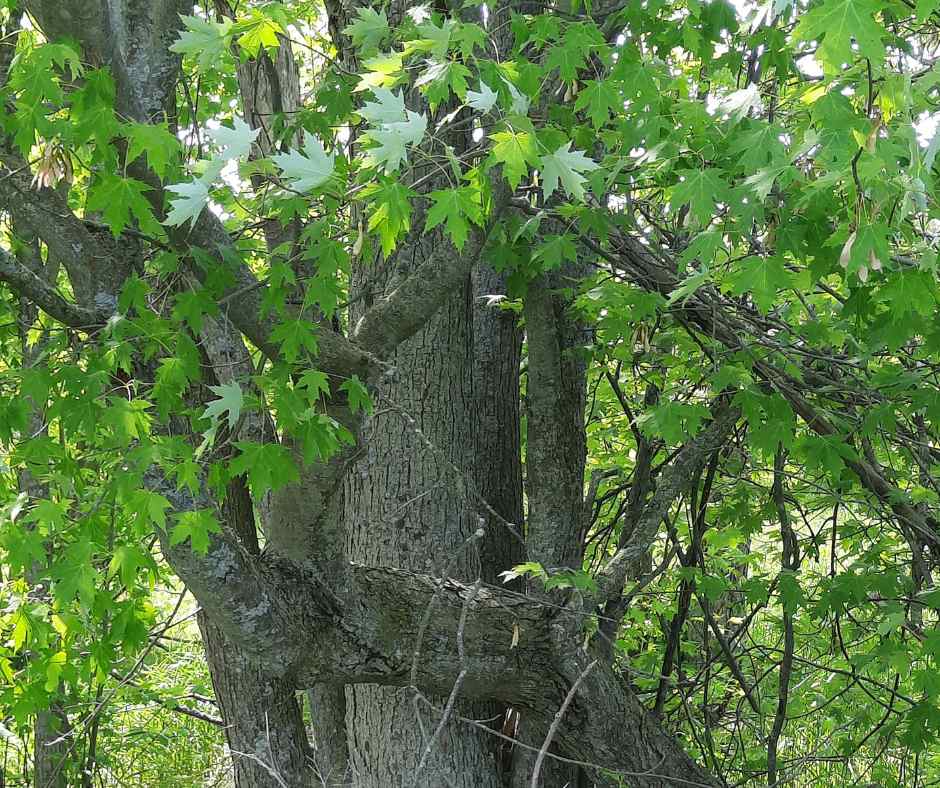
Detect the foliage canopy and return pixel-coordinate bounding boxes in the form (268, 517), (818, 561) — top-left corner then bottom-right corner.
(2, 0), (940, 786)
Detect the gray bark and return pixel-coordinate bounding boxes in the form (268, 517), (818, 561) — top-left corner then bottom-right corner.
(514, 271), (589, 787)
(33, 711), (70, 788)
(343, 233), (522, 787)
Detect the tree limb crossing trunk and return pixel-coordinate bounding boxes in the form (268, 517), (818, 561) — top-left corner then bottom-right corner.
(343, 239), (523, 787)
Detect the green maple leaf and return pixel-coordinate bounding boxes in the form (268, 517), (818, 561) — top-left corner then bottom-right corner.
(271, 318), (319, 362)
(86, 174), (158, 237)
(737, 391), (796, 455)
(794, 0), (886, 71)
(229, 442), (299, 496)
(728, 123), (787, 172)
(452, 22), (487, 58)
(272, 136), (335, 191)
(796, 434), (856, 480)
(545, 44), (584, 82)
(125, 490), (171, 531)
(298, 369), (331, 399)
(237, 13), (283, 57)
(153, 351), (199, 417)
(424, 186), (483, 250)
(339, 375), (373, 415)
(172, 288), (219, 334)
(416, 60), (471, 107)
(123, 122), (180, 180)
(539, 142), (600, 202)
(3, 526), (46, 575)
(533, 234), (578, 269)
(102, 397), (153, 444)
(574, 80), (620, 129)
(362, 179), (416, 255)
(408, 20), (455, 59)
(489, 129), (538, 189)
(356, 52), (405, 90)
(638, 401), (710, 444)
(170, 15), (232, 70)
(201, 382), (244, 431)
(70, 68), (117, 144)
(544, 22), (603, 82)
(879, 269), (936, 321)
(109, 545), (156, 590)
(170, 509), (221, 555)
(344, 7), (389, 55)
(51, 539), (96, 606)
(727, 256), (792, 313)
(778, 570), (805, 613)
(295, 413), (352, 463)
(671, 169), (731, 225)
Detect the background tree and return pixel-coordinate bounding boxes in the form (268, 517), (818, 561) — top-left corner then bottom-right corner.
(3, 1), (940, 787)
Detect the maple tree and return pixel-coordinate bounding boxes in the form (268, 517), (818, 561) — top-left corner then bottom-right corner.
(2, 0), (940, 786)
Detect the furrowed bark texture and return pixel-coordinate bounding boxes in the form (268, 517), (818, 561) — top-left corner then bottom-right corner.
(199, 616), (312, 786)
(513, 270), (588, 787)
(343, 231), (521, 787)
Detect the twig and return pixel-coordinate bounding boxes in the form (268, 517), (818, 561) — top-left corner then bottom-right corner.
(530, 659), (598, 788)
(412, 580), (481, 785)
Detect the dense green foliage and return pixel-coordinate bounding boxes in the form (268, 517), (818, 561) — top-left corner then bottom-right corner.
(4, 0), (940, 785)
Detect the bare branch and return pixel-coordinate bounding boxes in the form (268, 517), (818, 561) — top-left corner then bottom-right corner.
(597, 403), (739, 603)
(530, 659), (597, 788)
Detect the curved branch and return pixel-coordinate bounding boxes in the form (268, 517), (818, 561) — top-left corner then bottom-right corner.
(0, 247), (103, 327)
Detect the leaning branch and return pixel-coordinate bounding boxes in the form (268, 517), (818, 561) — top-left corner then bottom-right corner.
(352, 194), (507, 358)
(0, 247), (103, 327)
(571, 212), (940, 555)
(597, 403), (739, 603)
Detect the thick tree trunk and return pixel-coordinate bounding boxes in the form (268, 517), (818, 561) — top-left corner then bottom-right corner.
(199, 616), (312, 787)
(15, 6), (723, 788)
(343, 242), (522, 787)
(197, 458), (314, 787)
(511, 272), (590, 788)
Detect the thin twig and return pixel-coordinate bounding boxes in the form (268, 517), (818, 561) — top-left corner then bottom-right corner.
(530, 659), (598, 788)
(412, 580), (481, 785)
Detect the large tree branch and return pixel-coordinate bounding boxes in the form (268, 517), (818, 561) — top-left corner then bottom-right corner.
(0, 154), (125, 307)
(154, 499), (718, 786)
(25, 1), (186, 123)
(0, 247), (103, 327)
(523, 271), (589, 571)
(351, 207), (505, 358)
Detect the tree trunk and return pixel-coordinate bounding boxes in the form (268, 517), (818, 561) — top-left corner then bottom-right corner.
(33, 711), (69, 788)
(343, 241), (522, 787)
(199, 616), (312, 787)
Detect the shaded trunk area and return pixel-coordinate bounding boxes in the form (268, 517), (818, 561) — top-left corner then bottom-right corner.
(343, 242), (523, 787)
